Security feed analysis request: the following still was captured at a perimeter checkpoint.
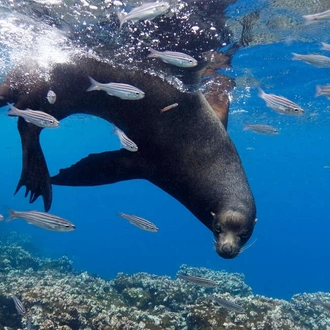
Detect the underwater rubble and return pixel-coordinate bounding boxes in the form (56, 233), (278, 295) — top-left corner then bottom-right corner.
(1, 233), (330, 330)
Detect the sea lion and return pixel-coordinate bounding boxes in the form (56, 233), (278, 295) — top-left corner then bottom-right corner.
(0, 55), (256, 259)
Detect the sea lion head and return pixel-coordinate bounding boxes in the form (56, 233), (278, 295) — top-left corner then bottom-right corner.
(211, 209), (257, 259)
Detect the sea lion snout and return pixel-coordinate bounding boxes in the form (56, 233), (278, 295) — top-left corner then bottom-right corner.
(212, 209), (256, 259)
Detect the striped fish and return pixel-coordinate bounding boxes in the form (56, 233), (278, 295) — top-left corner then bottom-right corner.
(321, 42), (330, 51)
(12, 295), (27, 315)
(313, 299), (330, 312)
(292, 53), (330, 68)
(316, 84), (330, 99)
(258, 89), (304, 116)
(119, 212), (158, 232)
(303, 9), (330, 24)
(114, 126), (138, 152)
(6, 208), (76, 232)
(148, 48), (198, 68)
(86, 76), (145, 100)
(243, 124), (279, 135)
(27, 315), (32, 330)
(209, 295), (245, 313)
(117, 2), (170, 29)
(177, 273), (219, 288)
(7, 104), (59, 128)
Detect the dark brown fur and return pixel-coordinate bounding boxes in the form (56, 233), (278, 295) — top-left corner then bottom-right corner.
(0, 55), (256, 258)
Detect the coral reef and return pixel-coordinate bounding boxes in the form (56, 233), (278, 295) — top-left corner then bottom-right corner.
(0, 233), (330, 330)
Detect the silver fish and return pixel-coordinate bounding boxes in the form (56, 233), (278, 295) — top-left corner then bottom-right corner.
(87, 76), (145, 100)
(7, 104), (59, 128)
(292, 53), (330, 68)
(119, 212), (158, 232)
(177, 273), (218, 288)
(303, 9), (330, 24)
(321, 42), (330, 51)
(117, 2), (170, 28)
(27, 315), (32, 330)
(147, 48), (198, 68)
(6, 209), (75, 232)
(209, 295), (245, 313)
(258, 89), (304, 116)
(12, 295), (26, 315)
(316, 84), (330, 99)
(313, 299), (330, 312)
(161, 103), (179, 112)
(114, 126), (138, 152)
(0, 214), (3, 221)
(46, 90), (57, 104)
(243, 124), (279, 135)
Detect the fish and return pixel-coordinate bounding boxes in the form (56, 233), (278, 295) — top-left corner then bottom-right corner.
(315, 84), (330, 99)
(321, 42), (330, 51)
(209, 295), (245, 313)
(86, 76), (145, 100)
(7, 104), (60, 128)
(0, 214), (3, 221)
(147, 48), (198, 68)
(118, 212), (158, 232)
(160, 103), (179, 112)
(6, 208), (76, 232)
(243, 124), (279, 135)
(46, 90), (57, 104)
(27, 315), (32, 330)
(292, 53), (330, 68)
(32, 0), (62, 4)
(12, 295), (27, 315)
(117, 2), (170, 28)
(313, 299), (330, 312)
(258, 88), (304, 116)
(303, 9), (330, 24)
(113, 126), (138, 152)
(177, 273), (219, 288)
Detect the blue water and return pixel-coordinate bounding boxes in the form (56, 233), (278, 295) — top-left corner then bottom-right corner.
(1, 1), (330, 302)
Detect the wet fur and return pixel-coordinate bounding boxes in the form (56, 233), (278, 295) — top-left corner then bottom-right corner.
(0, 56), (256, 258)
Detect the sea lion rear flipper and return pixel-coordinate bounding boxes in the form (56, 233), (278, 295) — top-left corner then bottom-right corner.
(51, 150), (146, 186)
(15, 118), (52, 211)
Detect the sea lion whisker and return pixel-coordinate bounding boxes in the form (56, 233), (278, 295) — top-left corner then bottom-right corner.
(239, 238), (257, 254)
(212, 238), (217, 251)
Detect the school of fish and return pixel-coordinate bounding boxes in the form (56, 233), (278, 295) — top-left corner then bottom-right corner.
(2, 2), (330, 328)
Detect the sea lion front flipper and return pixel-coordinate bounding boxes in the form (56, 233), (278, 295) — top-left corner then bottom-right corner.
(15, 118), (52, 211)
(51, 150), (146, 186)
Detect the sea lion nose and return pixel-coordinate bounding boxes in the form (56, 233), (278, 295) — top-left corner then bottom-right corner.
(222, 244), (233, 255)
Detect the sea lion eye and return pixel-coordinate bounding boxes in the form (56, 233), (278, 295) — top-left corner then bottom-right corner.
(214, 224), (221, 234)
(240, 232), (249, 239)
